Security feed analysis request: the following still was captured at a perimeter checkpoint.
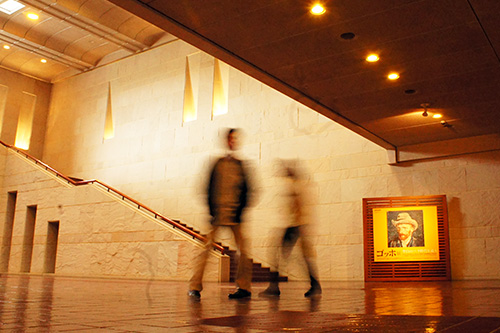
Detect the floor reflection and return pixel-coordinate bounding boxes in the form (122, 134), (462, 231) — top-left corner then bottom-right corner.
(0, 275), (498, 331)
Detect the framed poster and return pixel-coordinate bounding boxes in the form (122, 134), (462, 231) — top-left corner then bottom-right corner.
(373, 206), (439, 262)
(363, 195), (450, 281)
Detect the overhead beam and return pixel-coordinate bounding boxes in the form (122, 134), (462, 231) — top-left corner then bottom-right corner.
(0, 30), (93, 70)
(21, 0), (148, 53)
(396, 133), (500, 163)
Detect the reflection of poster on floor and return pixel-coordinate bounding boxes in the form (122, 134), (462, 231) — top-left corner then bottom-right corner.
(373, 206), (439, 262)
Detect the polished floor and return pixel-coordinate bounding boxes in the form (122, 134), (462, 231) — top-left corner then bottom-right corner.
(0, 274), (500, 332)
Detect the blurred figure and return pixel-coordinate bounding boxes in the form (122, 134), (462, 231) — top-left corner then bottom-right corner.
(260, 161), (321, 298)
(188, 128), (254, 300)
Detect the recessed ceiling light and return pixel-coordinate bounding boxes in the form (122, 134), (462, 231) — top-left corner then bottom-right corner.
(0, 0), (25, 15)
(366, 54), (379, 62)
(27, 13), (39, 20)
(388, 73), (400, 80)
(310, 3), (326, 15)
(40, 58), (47, 63)
(3, 45), (11, 50)
(433, 114), (442, 119)
(340, 32), (356, 40)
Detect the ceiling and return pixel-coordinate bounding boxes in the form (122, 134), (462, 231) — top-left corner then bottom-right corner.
(2, 0), (500, 161)
(0, 0), (175, 82)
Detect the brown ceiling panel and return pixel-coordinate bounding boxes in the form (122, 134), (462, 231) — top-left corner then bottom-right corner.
(134, 26), (168, 46)
(19, 57), (69, 81)
(307, 50), (499, 110)
(77, 0), (116, 20)
(0, 49), (33, 72)
(343, 77), (500, 126)
(279, 24), (491, 87)
(244, 12), (486, 79)
(2, 0), (498, 157)
(0, 48), (61, 81)
(1, 10), (39, 38)
(23, 18), (68, 46)
(113, 15), (163, 46)
(0, 0), (171, 82)
(56, 0), (88, 13)
(79, 42), (122, 65)
(97, 7), (136, 31)
(111, 0), (498, 153)
(144, 0), (280, 30)
(377, 110), (500, 147)
(44, 27), (91, 53)
(364, 100), (500, 132)
(469, 0), (500, 53)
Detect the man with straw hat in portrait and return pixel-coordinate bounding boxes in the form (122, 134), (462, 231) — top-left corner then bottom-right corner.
(388, 212), (424, 248)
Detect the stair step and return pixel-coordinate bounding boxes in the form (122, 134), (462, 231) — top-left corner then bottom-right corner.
(172, 219), (288, 282)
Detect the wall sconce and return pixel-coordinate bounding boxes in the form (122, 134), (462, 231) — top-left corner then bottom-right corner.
(421, 103), (430, 117)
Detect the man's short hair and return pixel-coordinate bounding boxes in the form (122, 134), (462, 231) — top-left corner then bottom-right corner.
(227, 128), (238, 138)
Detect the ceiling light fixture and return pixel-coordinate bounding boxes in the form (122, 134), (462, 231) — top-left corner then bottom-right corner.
(27, 12), (39, 20)
(432, 114), (442, 119)
(310, 3), (326, 15)
(0, 0), (25, 15)
(3, 45), (11, 50)
(441, 120), (452, 128)
(340, 32), (356, 40)
(40, 58), (47, 63)
(366, 54), (379, 62)
(388, 73), (399, 80)
(421, 103), (430, 117)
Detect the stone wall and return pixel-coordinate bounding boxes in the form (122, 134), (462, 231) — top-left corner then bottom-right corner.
(39, 39), (500, 281)
(0, 67), (51, 159)
(0, 146), (227, 281)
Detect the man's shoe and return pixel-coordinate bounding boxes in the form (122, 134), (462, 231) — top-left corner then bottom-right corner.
(188, 290), (201, 299)
(228, 288), (251, 299)
(304, 285), (322, 298)
(259, 286), (280, 297)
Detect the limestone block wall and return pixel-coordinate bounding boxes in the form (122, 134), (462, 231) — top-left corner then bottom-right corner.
(40, 39), (500, 281)
(0, 146), (226, 281)
(0, 67), (51, 159)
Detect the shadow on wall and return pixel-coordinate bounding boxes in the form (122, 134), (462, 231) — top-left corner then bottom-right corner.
(448, 197), (465, 279)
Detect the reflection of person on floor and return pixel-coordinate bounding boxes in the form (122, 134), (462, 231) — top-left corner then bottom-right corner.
(260, 163), (321, 298)
(388, 212), (424, 247)
(188, 128), (254, 300)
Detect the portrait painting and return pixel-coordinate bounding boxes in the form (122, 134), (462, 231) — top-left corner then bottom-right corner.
(372, 206), (439, 262)
(387, 210), (425, 248)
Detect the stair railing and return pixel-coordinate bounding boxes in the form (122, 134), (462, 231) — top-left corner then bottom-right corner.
(0, 140), (225, 254)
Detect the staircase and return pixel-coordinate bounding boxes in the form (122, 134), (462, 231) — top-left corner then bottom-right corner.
(1, 140), (285, 282)
(173, 220), (287, 282)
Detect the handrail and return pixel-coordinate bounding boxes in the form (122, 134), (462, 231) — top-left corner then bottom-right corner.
(0, 140), (225, 254)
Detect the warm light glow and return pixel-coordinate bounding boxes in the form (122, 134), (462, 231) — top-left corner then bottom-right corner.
(310, 3), (326, 15)
(14, 92), (37, 150)
(27, 13), (39, 20)
(3, 45), (10, 50)
(183, 57), (197, 123)
(103, 83), (114, 140)
(432, 114), (442, 119)
(366, 54), (380, 62)
(388, 73), (400, 80)
(40, 58), (47, 63)
(212, 59), (229, 118)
